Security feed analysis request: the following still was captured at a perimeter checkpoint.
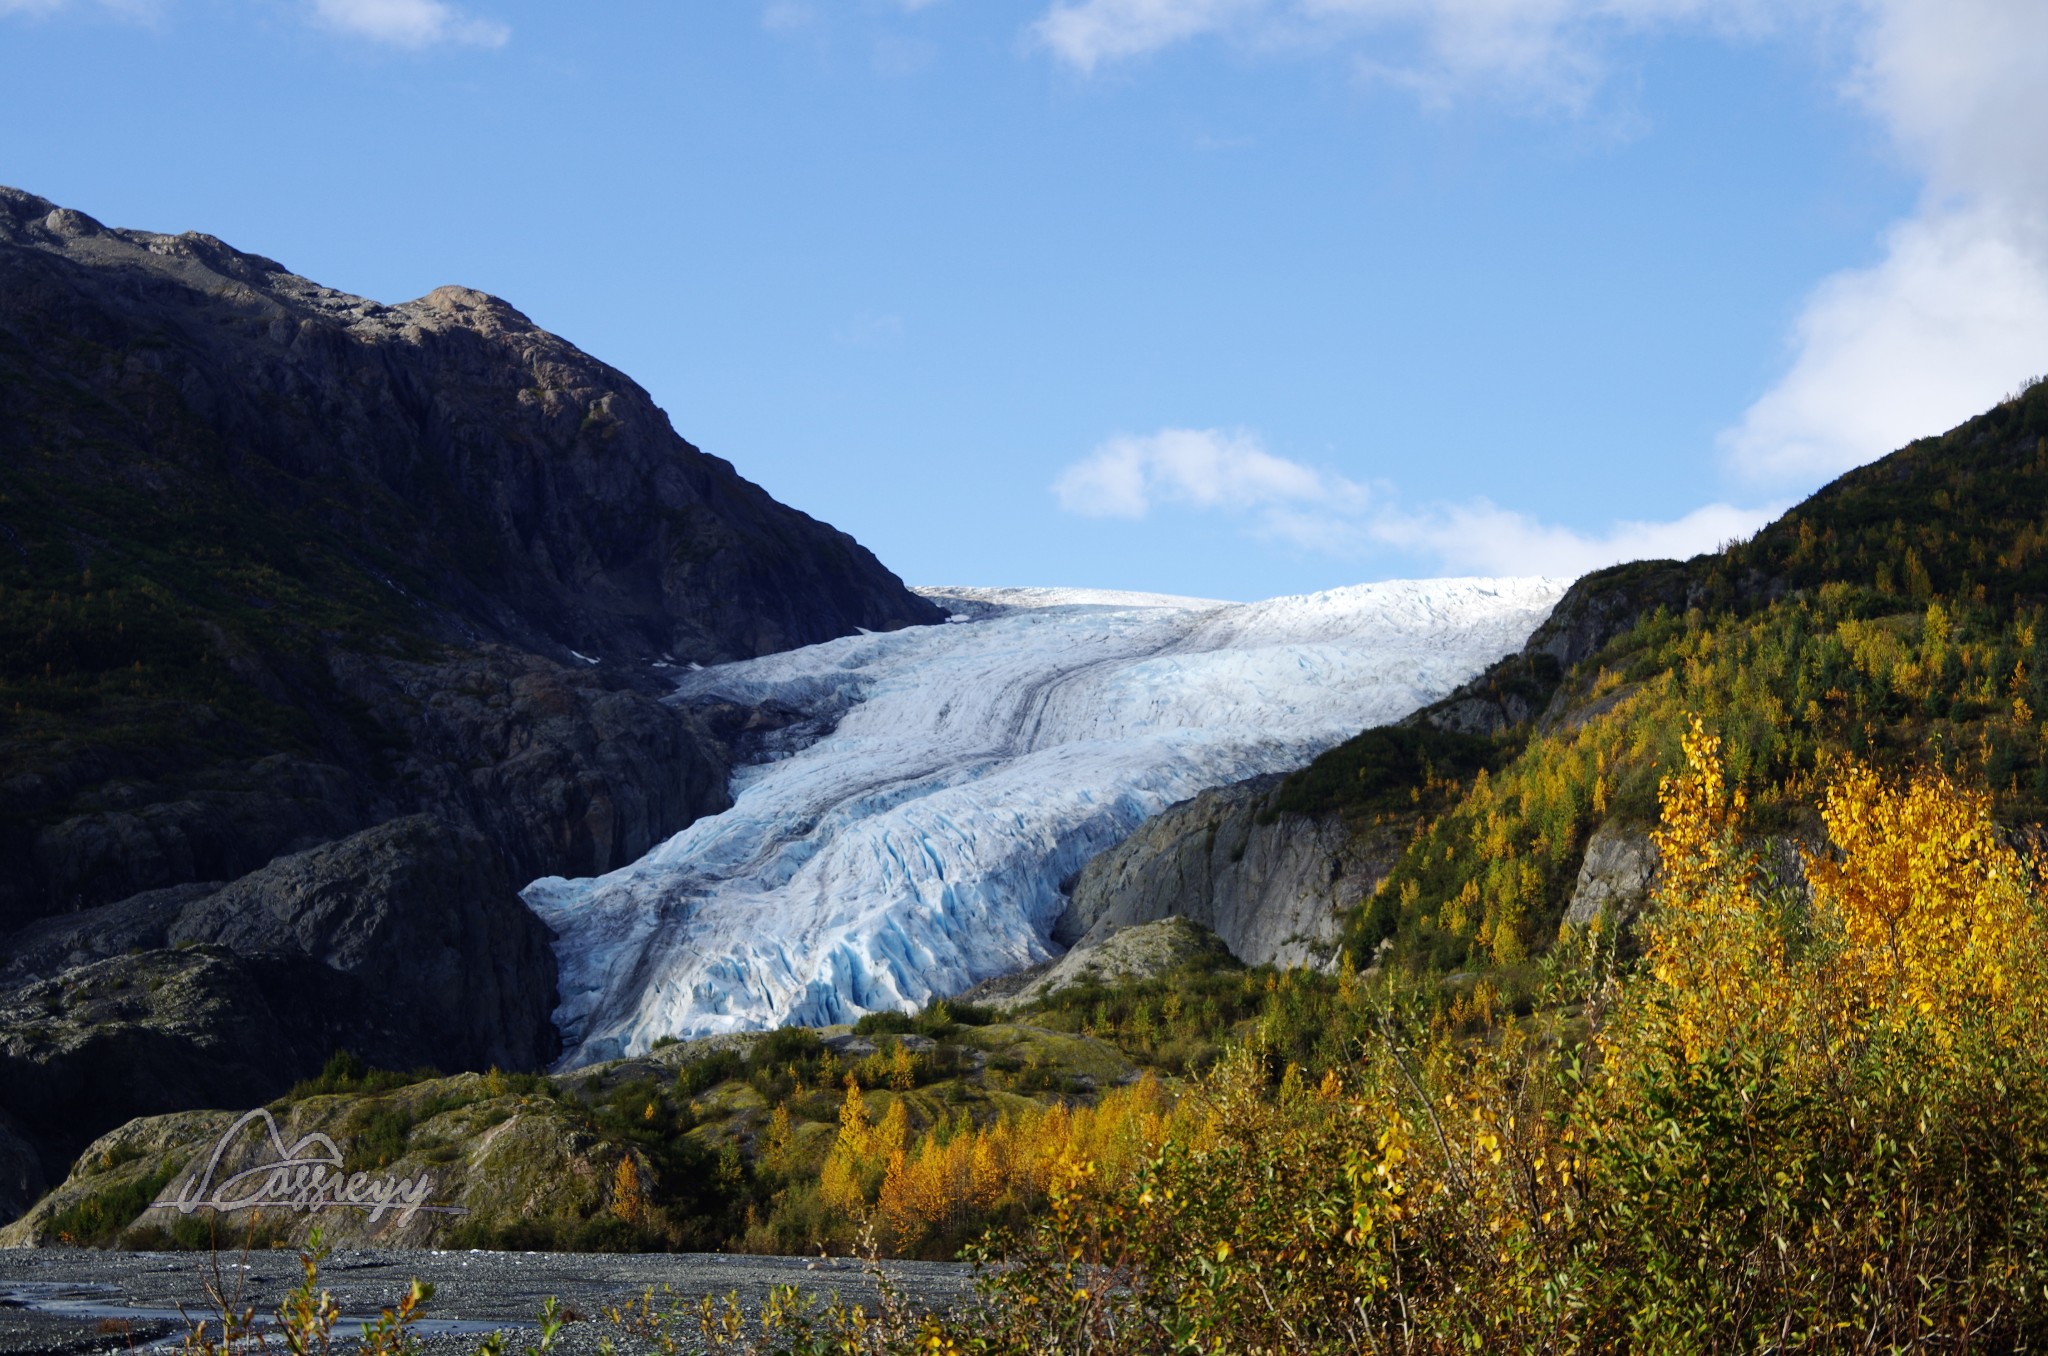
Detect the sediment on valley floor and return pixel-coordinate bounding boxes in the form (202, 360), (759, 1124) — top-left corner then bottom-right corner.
(0, 1247), (973, 1356)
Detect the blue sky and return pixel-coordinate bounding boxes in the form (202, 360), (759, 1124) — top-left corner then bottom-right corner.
(3, 1), (2045, 600)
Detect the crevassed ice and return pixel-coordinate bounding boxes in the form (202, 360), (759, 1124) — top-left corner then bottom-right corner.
(525, 577), (1568, 1067)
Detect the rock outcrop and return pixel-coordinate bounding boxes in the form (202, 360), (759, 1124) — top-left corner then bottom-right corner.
(974, 918), (1235, 1011)
(1561, 822), (1660, 932)
(166, 816), (557, 1071)
(1056, 775), (1405, 970)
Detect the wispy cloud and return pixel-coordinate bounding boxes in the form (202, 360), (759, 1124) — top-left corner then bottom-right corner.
(1034, 0), (1267, 75)
(1052, 426), (1370, 522)
(1367, 497), (1782, 578)
(1052, 427), (1777, 578)
(311, 0), (507, 48)
(1029, 0), (1757, 107)
(761, 1), (817, 34)
(835, 312), (907, 348)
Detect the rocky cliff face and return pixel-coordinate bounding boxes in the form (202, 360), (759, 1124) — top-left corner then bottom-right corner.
(0, 187), (940, 1222)
(1056, 775), (1406, 969)
(1560, 822), (1660, 932)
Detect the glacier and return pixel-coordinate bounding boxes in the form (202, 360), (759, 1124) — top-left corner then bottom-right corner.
(524, 577), (1567, 1067)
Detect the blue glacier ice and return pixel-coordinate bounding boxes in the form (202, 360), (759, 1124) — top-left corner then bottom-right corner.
(524, 578), (1567, 1067)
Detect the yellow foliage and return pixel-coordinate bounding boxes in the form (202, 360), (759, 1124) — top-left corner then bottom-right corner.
(887, 1042), (916, 1092)
(870, 1073), (1174, 1251)
(610, 1153), (649, 1228)
(1806, 759), (2043, 1045)
(1634, 717), (1786, 1064)
(1631, 714), (2048, 1072)
(819, 1077), (874, 1217)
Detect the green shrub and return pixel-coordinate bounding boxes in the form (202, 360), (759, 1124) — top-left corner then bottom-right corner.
(852, 1010), (916, 1037)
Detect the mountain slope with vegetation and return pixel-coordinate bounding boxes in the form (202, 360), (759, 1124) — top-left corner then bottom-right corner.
(1080, 376), (2048, 993)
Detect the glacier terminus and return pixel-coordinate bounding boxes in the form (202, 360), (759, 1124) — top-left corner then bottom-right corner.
(525, 577), (1567, 1067)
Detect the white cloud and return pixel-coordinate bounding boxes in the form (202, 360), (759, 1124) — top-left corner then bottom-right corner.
(312, 0), (505, 48)
(1721, 206), (2048, 484)
(1724, 0), (2048, 485)
(1052, 427), (1368, 520)
(1052, 427), (1775, 577)
(1035, 0), (1268, 74)
(1030, 0), (1757, 104)
(1368, 497), (1783, 578)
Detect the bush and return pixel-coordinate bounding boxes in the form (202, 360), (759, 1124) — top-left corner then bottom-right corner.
(675, 1048), (745, 1097)
(43, 1164), (181, 1247)
(852, 1010), (916, 1037)
(752, 1026), (825, 1065)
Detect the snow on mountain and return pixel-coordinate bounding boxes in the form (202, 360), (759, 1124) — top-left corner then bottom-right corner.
(524, 577), (1568, 1067)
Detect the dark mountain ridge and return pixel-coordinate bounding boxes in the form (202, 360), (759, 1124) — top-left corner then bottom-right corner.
(0, 187), (940, 1216)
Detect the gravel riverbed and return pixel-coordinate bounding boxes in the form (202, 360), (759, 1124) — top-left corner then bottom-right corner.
(0, 1249), (976, 1353)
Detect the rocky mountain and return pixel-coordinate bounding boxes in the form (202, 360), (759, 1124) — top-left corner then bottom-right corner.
(0, 187), (940, 1221)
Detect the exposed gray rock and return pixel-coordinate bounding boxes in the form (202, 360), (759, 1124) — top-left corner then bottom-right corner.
(327, 645), (732, 887)
(168, 815), (556, 1074)
(0, 883), (217, 987)
(989, 918), (1233, 1010)
(1562, 822), (1659, 932)
(1057, 775), (1403, 970)
(5, 817), (555, 1073)
(2, 759), (371, 932)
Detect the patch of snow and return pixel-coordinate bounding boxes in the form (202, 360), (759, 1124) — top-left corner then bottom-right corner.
(525, 577), (1568, 1067)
